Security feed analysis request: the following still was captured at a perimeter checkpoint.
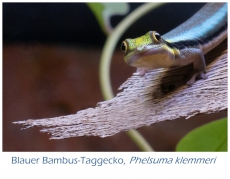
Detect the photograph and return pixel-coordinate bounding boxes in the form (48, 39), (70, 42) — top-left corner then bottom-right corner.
(2, 2), (228, 178)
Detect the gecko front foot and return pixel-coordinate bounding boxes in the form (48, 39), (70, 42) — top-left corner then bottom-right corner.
(136, 68), (149, 76)
(186, 71), (207, 85)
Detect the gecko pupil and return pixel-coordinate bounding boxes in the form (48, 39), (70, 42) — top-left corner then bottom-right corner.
(155, 32), (161, 41)
(121, 42), (126, 53)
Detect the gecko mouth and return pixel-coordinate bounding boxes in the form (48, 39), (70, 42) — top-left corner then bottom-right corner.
(124, 46), (164, 66)
(125, 47), (174, 69)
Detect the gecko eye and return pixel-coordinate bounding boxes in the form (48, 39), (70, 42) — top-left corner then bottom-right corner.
(153, 32), (161, 42)
(121, 41), (127, 53)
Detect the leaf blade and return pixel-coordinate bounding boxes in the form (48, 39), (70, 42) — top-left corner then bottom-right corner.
(176, 118), (227, 152)
(87, 3), (129, 34)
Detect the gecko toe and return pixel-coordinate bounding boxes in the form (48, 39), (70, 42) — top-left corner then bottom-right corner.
(186, 79), (195, 86)
(187, 71), (207, 85)
(200, 73), (207, 79)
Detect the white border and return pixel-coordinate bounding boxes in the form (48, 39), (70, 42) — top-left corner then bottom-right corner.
(1, 1), (229, 178)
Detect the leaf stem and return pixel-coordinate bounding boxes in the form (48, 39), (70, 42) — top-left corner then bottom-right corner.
(127, 129), (154, 151)
(99, 3), (164, 151)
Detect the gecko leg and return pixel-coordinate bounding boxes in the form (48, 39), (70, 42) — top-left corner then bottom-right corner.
(187, 51), (207, 85)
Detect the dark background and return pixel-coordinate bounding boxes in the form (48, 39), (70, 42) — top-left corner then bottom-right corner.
(3, 3), (206, 46)
(3, 3), (226, 151)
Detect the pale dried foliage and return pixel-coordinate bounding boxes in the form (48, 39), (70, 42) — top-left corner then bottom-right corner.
(13, 40), (227, 139)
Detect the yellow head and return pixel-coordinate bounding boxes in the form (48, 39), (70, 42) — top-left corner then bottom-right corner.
(121, 31), (180, 69)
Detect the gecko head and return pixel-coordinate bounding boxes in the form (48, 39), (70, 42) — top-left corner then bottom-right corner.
(121, 31), (178, 69)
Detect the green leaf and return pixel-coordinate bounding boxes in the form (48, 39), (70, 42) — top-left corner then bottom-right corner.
(87, 3), (129, 35)
(176, 118), (227, 152)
